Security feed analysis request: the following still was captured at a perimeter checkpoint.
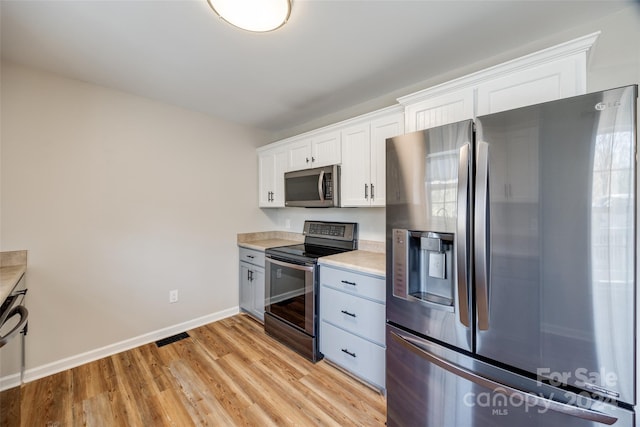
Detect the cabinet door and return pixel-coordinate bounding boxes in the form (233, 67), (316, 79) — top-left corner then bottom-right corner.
(258, 151), (275, 207)
(476, 54), (586, 116)
(271, 149), (288, 206)
(370, 112), (404, 207)
(311, 130), (341, 167)
(288, 139), (312, 171)
(251, 267), (265, 322)
(405, 89), (474, 132)
(239, 263), (252, 313)
(340, 124), (371, 207)
(258, 148), (287, 207)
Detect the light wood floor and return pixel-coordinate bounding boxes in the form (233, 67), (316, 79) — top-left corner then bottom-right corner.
(0, 314), (386, 426)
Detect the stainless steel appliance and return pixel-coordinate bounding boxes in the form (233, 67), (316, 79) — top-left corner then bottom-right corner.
(0, 272), (28, 384)
(265, 220), (357, 361)
(285, 165), (340, 207)
(386, 85), (637, 426)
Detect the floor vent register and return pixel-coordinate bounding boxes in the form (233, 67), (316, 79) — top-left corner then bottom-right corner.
(155, 332), (190, 347)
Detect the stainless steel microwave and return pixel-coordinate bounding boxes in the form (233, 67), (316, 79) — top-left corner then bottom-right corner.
(284, 165), (340, 207)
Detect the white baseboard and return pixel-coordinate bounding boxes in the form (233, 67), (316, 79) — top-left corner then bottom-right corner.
(0, 306), (239, 391)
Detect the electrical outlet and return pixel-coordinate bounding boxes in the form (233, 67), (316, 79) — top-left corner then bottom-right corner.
(169, 289), (178, 303)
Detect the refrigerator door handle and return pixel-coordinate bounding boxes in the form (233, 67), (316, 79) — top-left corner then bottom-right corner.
(474, 141), (490, 330)
(456, 143), (471, 327)
(390, 330), (618, 425)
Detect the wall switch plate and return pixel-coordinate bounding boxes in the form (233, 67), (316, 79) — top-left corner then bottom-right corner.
(169, 289), (178, 303)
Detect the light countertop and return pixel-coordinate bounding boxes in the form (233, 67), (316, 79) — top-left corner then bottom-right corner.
(238, 231), (385, 276)
(318, 250), (385, 277)
(239, 238), (302, 251)
(0, 250), (27, 304)
(237, 231), (304, 251)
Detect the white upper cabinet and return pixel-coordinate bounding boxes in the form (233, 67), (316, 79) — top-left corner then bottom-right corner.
(403, 89), (474, 132)
(287, 130), (341, 171)
(258, 32), (599, 209)
(258, 145), (287, 207)
(340, 108), (404, 207)
(399, 32), (598, 131)
(341, 123), (371, 207)
(369, 111), (404, 206)
(475, 54), (587, 116)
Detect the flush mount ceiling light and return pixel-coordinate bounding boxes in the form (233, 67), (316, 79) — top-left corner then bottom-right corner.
(206, 0), (292, 32)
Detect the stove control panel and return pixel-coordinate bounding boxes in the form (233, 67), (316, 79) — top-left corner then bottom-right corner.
(303, 221), (357, 242)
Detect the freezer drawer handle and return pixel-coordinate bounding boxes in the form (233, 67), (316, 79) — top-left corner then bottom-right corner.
(341, 348), (356, 358)
(0, 306), (28, 349)
(390, 331), (618, 425)
(340, 310), (356, 318)
(340, 280), (357, 286)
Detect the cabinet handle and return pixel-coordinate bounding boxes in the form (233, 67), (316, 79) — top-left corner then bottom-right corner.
(312, 156), (315, 162)
(340, 310), (356, 318)
(364, 184), (369, 199)
(370, 183), (374, 199)
(341, 348), (356, 358)
(341, 280), (357, 286)
(247, 255), (255, 259)
(249, 270), (254, 281)
(247, 270), (251, 281)
(306, 157), (310, 163)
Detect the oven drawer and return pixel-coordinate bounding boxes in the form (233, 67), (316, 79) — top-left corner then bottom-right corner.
(320, 321), (385, 389)
(320, 266), (385, 303)
(320, 285), (385, 345)
(239, 247), (265, 267)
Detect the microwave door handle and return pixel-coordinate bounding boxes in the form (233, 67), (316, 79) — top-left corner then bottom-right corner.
(318, 170), (325, 201)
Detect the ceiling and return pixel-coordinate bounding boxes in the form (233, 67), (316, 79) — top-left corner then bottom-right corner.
(1, 0), (636, 137)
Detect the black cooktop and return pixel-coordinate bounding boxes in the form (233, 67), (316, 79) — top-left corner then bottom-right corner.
(268, 243), (350, 260)
(266, 220), (358, 264)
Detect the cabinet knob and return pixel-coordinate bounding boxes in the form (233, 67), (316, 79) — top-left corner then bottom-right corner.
(306, 157), (309, 163)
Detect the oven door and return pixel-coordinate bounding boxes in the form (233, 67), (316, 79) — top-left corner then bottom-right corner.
(265, 256), (316, 336)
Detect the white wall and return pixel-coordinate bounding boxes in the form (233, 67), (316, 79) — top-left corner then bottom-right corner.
(0, 63), (276, 384)
(263, 207), (385, 242)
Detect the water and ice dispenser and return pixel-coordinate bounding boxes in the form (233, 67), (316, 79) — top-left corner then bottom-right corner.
(392, 229), (455, 308)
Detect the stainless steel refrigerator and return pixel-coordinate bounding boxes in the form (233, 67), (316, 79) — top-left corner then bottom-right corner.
(386, 85), (637, 426)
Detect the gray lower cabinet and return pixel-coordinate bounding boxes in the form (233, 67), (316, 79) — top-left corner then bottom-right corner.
(319, 264), (386, 391)
(239, 247), (265, 322)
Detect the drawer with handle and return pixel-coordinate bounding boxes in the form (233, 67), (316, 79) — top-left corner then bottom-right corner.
(239, 247), (265, 267)
(320, 285), (385, 345)
(320, 265), (385, 302)
(320, 320), (385, 389)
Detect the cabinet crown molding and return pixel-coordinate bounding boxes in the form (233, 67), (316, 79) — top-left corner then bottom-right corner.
(397, 31), (600, 106)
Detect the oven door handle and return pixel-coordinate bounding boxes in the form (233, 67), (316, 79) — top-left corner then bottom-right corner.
(266, 257), (315, 272)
